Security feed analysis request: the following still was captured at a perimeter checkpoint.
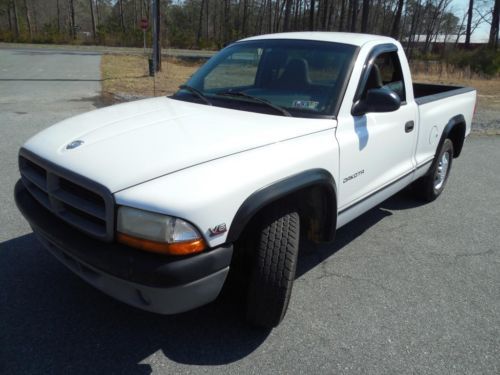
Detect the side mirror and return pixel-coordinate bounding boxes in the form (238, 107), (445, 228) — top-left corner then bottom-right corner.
(351, 88), (401, 116)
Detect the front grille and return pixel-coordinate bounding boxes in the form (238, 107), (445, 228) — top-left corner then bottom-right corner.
(19, 149), (114, 241)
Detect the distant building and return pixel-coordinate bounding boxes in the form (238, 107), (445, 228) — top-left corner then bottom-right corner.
(405, 34), (488, 52)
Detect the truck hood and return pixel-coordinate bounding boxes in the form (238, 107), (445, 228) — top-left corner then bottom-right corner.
(23, 97), (336, 192)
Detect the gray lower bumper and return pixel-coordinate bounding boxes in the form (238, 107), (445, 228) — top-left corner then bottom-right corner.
(35, 231), (230, 315)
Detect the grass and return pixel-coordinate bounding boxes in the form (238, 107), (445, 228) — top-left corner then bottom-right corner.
(101, 54), (500, 112)
(411, 73), (500, 112)
(101, 54), (199, 103)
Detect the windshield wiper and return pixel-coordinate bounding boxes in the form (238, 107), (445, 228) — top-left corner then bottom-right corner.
(216, 91), (292, 117)
(178, 84), (212, 106)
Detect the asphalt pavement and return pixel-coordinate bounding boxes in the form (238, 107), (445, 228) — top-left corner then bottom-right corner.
(0, 48), (499, 375)
(0, 42), (215, 60)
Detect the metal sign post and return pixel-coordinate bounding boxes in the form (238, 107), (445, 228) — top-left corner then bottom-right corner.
(152, 1), (157, 74)
(152, 0), (161, 73)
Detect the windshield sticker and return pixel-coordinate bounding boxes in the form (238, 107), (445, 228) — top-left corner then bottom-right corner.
(292, 100), (319, 110)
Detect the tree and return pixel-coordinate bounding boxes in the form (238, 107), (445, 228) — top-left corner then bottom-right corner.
(0, 0), (470, 56)
(465, 0), (473, 47)
(5, 1), (13, 32)
(68, 0), (75, 39)
(309, 0), (315, 30)
(339, 0), (346, 31)
(196, 0), (205, 44)
(56, 0), (61, 33)
(11, 0), (19, 37)
(421, 0), (453, 54)
(241, 0), (248, 35)
(23, 0), (32, 39)
(349, 0), (358, 32)
(489, 0), (499, 49)
(224, 0), (231, 41)
(119, 0), (125, 32)
(89, 0), (96, 40)
(267, 0), (272, 32)
(406, 0), (423, 58)
(391, 0), (404, 38)
(283, 0), (293, 31)
(361, 0), (370, 32)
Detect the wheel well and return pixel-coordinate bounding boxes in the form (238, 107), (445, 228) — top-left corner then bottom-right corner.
(447, 121), (466, 158)
(236, 184), (337, 245)
(292, 184), (337, 243)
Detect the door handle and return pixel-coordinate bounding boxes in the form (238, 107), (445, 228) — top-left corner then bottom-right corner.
(405, 121), (415, 133)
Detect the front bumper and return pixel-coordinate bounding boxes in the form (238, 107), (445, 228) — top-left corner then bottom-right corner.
(14, 180), (233, 314)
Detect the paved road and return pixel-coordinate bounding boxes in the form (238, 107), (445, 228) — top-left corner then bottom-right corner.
(0, 49), (102, 244)
(0, 42), (215, 60)
(1, 49), (499, 375)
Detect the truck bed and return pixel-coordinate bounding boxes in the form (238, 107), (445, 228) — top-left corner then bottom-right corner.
(413, 82), (476, 168)
(413, 83), (475, 105)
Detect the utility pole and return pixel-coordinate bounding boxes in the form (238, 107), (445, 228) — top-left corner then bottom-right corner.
(152, 0), (161, 72)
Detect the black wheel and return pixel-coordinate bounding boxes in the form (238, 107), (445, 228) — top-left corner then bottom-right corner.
(413, 138), (454, 202)
(245, 205), (300, 328)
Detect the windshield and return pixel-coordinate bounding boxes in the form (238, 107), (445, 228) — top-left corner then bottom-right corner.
(174, 39), (357, 118)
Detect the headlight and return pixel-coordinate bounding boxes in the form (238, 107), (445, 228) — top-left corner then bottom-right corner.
(116, 206), (206, 255)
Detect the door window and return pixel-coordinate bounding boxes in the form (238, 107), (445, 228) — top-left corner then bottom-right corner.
(363, 51), (406, 102)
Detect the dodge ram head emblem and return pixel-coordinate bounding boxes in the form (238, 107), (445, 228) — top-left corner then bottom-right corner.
(209, 223), (227, 236)
(66, 140), (84, 149)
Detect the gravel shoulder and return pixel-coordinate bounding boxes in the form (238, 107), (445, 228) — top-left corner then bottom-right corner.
(471, 108), (500, 135)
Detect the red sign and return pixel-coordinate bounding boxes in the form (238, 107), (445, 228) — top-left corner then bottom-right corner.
(140, 18), (148, 30)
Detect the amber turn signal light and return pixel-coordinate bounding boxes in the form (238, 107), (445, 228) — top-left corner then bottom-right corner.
(117, 232), (206, 256)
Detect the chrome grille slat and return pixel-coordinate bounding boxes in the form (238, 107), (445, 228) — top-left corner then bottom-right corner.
(18, 150), (114, 241)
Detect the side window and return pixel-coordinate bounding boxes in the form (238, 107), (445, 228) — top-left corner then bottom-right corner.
(362, 51), (406, 102)
(373, 52), (406, 102)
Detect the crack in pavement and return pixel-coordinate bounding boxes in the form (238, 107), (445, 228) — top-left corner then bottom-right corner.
(316, 262), (397, 295)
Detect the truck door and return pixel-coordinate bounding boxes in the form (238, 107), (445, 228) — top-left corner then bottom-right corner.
(336, 47), (418, 215)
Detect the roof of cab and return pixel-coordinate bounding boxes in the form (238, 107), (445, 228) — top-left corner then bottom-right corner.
(240, 32), (397, 47)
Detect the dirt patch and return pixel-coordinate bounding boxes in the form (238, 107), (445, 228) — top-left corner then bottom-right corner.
(101, 54), (199, 103)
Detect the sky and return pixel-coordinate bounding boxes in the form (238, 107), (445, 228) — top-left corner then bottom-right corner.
(450, 0), (491, 39)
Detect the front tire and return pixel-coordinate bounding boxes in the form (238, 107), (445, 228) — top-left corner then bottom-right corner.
(414, 138), (454, 202)
(245, 205), (300, 328)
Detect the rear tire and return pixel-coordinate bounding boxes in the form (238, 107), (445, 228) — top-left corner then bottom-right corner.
(413, 138), (454, 202)
(245, 205), (300, 328)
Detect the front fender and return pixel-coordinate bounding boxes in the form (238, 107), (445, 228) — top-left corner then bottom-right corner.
(114, 128), (339, 248)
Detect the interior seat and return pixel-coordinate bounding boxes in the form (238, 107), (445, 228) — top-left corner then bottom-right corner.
(274, 58), (311, 89)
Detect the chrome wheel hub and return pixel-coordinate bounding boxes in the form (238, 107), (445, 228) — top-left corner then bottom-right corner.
(434, 151), (450, 190)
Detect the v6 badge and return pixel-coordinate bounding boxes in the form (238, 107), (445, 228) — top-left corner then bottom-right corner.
(209, 223), (227, 236)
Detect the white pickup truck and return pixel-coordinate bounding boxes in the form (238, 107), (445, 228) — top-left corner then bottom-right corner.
(15, 32), (476, 328)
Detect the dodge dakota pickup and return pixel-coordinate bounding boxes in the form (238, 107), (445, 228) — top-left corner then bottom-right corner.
(15, 32), (476, 328)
